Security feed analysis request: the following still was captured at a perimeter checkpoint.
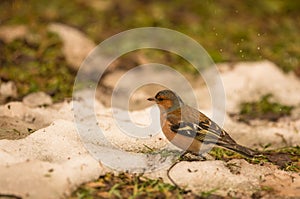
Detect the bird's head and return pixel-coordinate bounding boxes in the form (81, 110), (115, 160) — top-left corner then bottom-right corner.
(147, 89), (183, 112)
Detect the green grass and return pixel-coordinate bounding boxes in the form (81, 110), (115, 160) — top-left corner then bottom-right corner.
(209, 147), (242, 160)
(0, 30), (75, 101)
(267, 146), (300, 172)
(239, 94), (293, 121)
(70, 172), (226, 198)
(70, 172), (202, 199)
(1, 0), (300, 101)
(209, 146), (300, 172)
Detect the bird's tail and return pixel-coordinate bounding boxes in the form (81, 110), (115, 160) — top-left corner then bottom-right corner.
(217, 142), (259, 158)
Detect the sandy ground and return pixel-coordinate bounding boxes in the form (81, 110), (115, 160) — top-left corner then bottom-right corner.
(0, 60), (300, 198)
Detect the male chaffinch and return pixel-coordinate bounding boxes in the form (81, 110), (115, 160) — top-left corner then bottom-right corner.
(148, 89), (257, 158)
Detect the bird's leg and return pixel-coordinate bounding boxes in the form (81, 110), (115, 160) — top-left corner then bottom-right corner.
(167, 151), (188, 187)
(167, 151), (207, 187)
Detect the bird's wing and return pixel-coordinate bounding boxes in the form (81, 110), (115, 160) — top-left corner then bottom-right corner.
(198, 118), (237, 144)
(197, 119), (226, 138)
(168, 106), (236, 144)
(170, 121), (223, 143)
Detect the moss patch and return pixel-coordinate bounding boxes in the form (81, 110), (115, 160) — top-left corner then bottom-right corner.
(209, 147), (243, 161)
(237, 94), (293, 122)
(209, 146), (300, 172)
(0, 31), (75, 102)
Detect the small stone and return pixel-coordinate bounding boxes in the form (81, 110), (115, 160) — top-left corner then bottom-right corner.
(22, 92), (53, 107)
(0, 25), (28, 43)
(0, 81), (18, 103)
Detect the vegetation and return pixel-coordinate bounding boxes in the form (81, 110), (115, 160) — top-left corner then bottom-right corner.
(209, 146), (300, 172)
(1, 0), (300, 101)
(238, 94), (293, 121)
(0, 31), (75, 101)
(70, 172), (207, 199)
(70, 145), (299, 198)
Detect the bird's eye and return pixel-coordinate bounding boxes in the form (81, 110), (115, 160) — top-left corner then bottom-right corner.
(157, 97), (163, 101)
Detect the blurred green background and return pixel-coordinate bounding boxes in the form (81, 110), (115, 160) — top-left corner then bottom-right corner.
(0, 0), (300, 101)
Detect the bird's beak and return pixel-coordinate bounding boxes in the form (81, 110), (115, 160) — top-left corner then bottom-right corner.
(147, 97), (155, 101)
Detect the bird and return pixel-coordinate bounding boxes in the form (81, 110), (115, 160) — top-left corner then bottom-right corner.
(147, 89), (258, 158)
